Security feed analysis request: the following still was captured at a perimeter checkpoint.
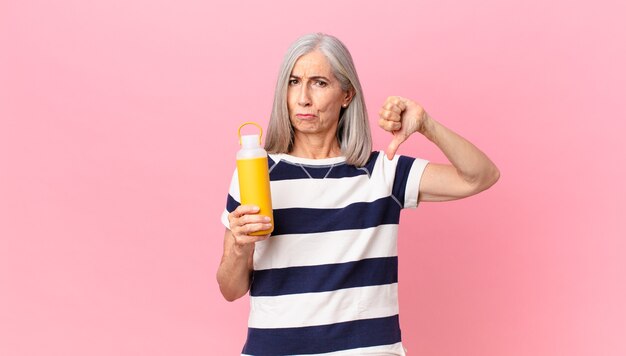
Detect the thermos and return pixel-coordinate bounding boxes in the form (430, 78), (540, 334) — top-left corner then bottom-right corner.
(236, 122), (274, 235)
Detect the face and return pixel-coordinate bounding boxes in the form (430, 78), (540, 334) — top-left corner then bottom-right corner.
(287, 50), (353, 138)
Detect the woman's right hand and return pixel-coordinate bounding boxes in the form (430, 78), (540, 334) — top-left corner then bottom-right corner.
(218, 205), (271, 301)
(227, 205), (272, 254)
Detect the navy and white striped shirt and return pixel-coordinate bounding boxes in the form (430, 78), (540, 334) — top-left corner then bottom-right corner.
(222, 151), (429, 355)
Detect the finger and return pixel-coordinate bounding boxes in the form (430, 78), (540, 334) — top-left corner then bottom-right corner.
(239, 204), (261, 214)
(239, 214), (271, 226)
(237, 221), (273, 236)
(378, 108), (401, 122)
(385, 96), (407, 111)
(385, 135), (406, 160)
(382, 103), (403, 115)
(231, 205), (260, 218)
(234, 233), (270, 246)
(230, 214), (270, 232)
(378, 118), (401, 132)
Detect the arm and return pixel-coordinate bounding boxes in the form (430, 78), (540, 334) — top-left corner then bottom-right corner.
(216, 205), (271, 301)
(379, 96), (500, 202)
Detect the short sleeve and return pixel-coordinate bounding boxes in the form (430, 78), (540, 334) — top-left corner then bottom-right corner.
(221, 168), (241, 229)
(385, 153), (429, 209)
(403, 158), (429, 208)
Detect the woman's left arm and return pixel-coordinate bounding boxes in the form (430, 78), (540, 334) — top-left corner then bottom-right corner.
(379, 96), (500, 202)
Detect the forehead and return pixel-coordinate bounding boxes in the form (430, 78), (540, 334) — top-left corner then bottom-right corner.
(291, 50), (334, 77)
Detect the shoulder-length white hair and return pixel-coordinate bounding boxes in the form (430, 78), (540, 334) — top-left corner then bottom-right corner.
(264, 33), (372, 167)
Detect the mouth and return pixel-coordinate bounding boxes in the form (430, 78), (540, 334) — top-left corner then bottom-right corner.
(295, 114), (317, 119)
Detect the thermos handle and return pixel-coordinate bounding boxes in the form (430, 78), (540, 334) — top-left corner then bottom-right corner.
(238, 122), (263, 145)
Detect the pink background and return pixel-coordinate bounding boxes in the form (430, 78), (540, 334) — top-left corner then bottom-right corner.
(1, 0), (624, 355)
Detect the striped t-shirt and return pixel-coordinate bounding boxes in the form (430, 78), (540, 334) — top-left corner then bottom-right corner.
(222, 151), (429, 355)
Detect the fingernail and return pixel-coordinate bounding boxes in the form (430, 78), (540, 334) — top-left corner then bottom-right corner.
(263, 216), (271, 222)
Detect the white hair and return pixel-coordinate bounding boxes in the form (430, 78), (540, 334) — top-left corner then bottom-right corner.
(264, 33), (372, 167)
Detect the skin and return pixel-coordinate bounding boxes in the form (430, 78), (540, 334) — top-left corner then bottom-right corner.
(216, 51), (500, 301)
(379, 96), (500, 201)
(286, 50), (353, 159)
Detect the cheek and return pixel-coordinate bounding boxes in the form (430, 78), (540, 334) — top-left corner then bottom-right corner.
(287, 93), (297, 115)
(324, 99), (343, 115)
(317, 93), (342, 113)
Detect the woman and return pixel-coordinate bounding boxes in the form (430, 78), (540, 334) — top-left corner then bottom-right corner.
(217, 33), (499, 356)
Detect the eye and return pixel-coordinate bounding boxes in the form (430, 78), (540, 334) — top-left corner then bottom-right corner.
(315, 80), (328, 87)
(288, 78), (299, 86)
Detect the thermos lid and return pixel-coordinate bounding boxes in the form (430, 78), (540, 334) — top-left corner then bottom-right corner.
(241, 134), (261, 148)
(238, 122), (263, 147)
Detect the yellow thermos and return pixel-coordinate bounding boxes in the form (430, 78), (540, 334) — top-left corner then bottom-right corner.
(236, 122), (273, 235)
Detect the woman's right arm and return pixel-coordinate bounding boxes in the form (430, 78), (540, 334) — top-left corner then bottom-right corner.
(216, 205), (271, 302)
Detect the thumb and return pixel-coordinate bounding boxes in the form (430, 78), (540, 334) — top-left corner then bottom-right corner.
(385, 134), (405, 160)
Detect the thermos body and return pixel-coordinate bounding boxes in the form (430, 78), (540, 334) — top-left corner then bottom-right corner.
(236, 122), (274, 235)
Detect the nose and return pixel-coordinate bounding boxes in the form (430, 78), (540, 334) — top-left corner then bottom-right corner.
(297, 83), (311, 107)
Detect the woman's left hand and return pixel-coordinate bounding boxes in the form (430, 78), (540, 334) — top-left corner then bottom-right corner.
(378, 96), (430, 159)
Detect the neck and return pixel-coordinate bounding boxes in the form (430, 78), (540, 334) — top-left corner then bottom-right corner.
(290, 132), (342, 159)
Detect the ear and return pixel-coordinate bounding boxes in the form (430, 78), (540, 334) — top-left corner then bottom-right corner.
(343, 87), (355, 106)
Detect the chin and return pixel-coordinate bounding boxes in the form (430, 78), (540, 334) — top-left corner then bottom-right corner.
(293, 121), (319, 131)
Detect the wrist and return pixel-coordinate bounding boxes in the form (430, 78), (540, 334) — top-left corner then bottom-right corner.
(231, 241), (254, 259)
(419, 112), (436, 137)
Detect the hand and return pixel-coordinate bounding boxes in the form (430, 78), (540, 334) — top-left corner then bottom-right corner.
(227, 205), (271, 254)
(378, 96), (430, 159)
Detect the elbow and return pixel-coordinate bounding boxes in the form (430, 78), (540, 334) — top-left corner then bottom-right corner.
(216, 274), (248, 302)
(479, 164), (500, 192)
(222, 293), (241, 303)
(487, 165), (500, 188)
(466, 164), (500, 196)
(218, 283), (246, 302)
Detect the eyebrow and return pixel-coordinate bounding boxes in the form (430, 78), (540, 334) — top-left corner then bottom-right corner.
(289, 74), (331, 81)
